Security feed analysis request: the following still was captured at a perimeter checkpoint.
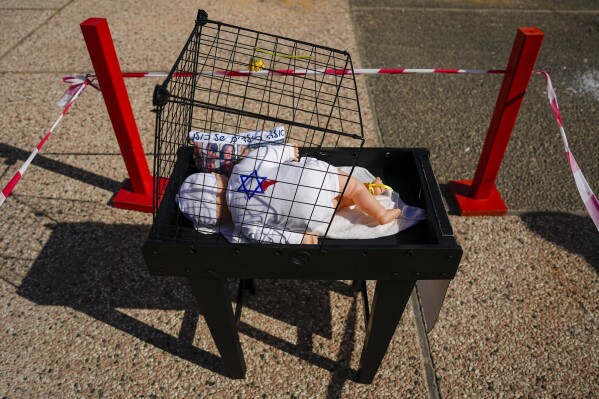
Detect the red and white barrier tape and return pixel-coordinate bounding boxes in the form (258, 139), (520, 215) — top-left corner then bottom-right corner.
(58, 75), (99, 106)
(0, 79), (90, 208)
(118, 68), (505, 78)
(2, 69), (503, 209)
(1, 68), (597, 231)
(540, 72), (599, 230)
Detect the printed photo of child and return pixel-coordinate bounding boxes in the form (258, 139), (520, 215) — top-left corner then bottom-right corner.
(219, 144), (236, 176)
(192, 142), (220, 173)
(204, 142), (220, 173)
(237, 145), (250, 158)
(193, 141), (204, 169)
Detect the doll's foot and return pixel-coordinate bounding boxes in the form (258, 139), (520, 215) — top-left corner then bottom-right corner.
(376, 208), (402, 225)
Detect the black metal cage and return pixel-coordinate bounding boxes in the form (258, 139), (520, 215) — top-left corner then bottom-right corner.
(152, 10), (364, 246)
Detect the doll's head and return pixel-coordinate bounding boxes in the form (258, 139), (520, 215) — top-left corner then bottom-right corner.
(176, 172), (231, 231)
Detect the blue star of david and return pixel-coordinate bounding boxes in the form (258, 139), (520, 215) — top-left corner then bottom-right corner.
(237, 170), (267, 200)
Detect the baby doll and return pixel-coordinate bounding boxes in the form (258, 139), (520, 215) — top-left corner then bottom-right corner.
(177, 144), (401, 244)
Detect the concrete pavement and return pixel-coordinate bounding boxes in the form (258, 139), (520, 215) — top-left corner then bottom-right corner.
(1, 0), (597, 397)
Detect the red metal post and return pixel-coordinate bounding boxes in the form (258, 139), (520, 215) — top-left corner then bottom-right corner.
(81, 18), (153, 212)
(449, 27), (544, 216)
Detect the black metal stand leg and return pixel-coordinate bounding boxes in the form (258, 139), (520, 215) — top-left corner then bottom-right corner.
(246, 279), (256, 295)
(187, 277), (246, 379)
(358, 279), (415, 384)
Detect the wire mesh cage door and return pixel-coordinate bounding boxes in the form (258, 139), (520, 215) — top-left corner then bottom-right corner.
(152, 10), (364, 246)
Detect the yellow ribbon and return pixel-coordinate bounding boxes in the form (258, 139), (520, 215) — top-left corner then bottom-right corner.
(364, 182), (393, 195)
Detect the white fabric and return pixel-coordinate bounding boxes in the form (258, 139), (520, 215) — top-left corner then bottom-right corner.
(175, 173), (219, 233)
(226, 144), (340, 244)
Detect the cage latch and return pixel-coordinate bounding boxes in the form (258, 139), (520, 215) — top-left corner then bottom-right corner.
(152, 84), (170, 107)
(196, 9), (209, 26)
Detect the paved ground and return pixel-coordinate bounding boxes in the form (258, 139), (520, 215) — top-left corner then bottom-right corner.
(352, 0), (599, 212)
(0, 0), (597, 398)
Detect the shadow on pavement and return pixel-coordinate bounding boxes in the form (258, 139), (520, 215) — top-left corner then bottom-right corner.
(0, 143), (121, 192)
(520, 212), (599, 274)
(16, 221), (359, 387)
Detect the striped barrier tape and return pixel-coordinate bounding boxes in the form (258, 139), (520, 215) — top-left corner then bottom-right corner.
(540, 71), (599, 231)
(118, 68), (506, 78)
(58, 75), (99, 106)
(0, 68), (597, 231)
(0, 78), (90, 208)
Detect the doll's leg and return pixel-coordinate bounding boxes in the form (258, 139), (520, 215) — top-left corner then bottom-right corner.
(335, 177), (387, 209)
(337, 174), (401, 225)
